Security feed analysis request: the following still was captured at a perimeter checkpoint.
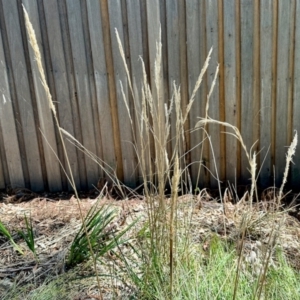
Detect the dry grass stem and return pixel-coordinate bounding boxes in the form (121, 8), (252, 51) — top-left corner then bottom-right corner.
(184, 47), (212, 123)
(115, 25), (220, 297)
(278, 130), (298, 201)
(196, 64), (220, 187)
(23, 8), (56, 115)
(23, 6), (104, 299)
(196, 119), (250, 162)
(206, 64), (220, 114)
(115, 29), (134, 97)
(249, 152), (257, 209)
(169, 154), (180, 298)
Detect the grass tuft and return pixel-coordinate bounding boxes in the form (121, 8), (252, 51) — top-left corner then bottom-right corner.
(0, 220), (24, 255)
(18, 214), (37, 259)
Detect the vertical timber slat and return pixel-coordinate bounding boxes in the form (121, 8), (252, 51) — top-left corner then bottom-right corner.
(99, 0), (124, 182)
(292, 0), (300, 187)
(275, 0), (292, 185)
(0, 23), (24, 188)
(42, 0), (80, 190)
(108, 0), (137, 187)
(146, 0), (166, 186)
(57, 0), (87, 190)
(66, 0), (98, 189)
(218, 0), (226, 182)
(2, 0), (44, 191)
(223, 0), (238, 183)
(199, 0), (209, 186)
(178, 0), (190, 191)
(166, 0), (180, 153)
(205, 0), (221, 188)
(253, 0), (260, 179)
(240, 0), (254, 183)
(81, 1), (104, 180)
(86, 0), (116, 177)
(126, 0), (145, 183)
(223, 0), (238, 182)
(23, 0), (62, 192)
(146, 0), (161, 94)
(0, 147), (5, 188)
(259, 0), (273, 188)
(186, 0), (205, 187)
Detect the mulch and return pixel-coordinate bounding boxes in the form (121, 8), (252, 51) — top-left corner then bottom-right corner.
(0, 187), (300, 299)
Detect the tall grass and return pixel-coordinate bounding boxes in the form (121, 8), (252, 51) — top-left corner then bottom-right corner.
(115, 25), (299, 298)
(22, 6), (105, 298)
(22, 6), (299, 298)
(115, 26), (226, 298)
(196, 111), (298, 299)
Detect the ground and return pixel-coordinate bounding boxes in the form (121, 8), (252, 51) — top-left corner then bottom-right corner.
(0, 188), (300, 299)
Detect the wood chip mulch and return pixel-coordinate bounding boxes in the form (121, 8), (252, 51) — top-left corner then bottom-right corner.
(0, 190), (300, 299)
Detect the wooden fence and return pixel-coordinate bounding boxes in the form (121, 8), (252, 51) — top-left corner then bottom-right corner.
(0, 0), (299, 192)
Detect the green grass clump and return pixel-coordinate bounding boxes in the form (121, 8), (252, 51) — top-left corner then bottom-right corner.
(263, 249), (300, 299)
(18, 214), (37, 259)
(0, 220), (24, 255)
(66, 202), (137, 269)
(123, 233), (300, 300)
(1, 272), (81, 300)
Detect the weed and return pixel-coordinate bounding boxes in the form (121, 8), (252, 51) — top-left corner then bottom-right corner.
(66, 202), (138, 269)
(0, 220), (24, 255)
(18, 214), (37, 259)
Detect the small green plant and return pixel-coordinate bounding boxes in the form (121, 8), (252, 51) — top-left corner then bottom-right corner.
(66, 203), (137, 269)
(18, 214), (37, 259)
(0, 220), (24, 255)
